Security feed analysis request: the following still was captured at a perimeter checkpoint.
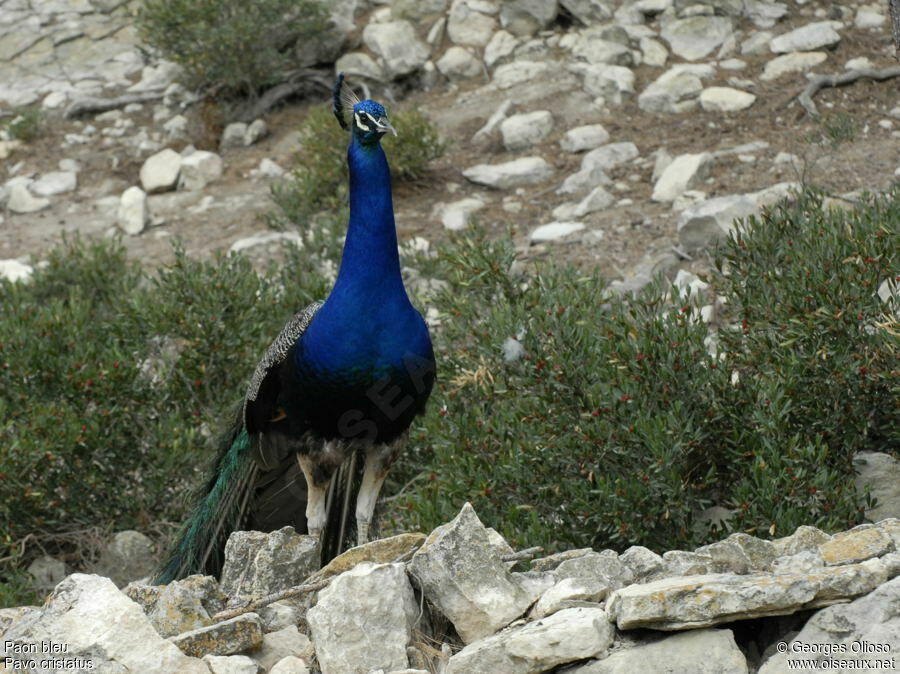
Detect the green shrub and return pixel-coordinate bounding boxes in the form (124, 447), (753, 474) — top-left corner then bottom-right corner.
(385, 188), (899, 553)
(1, 107), (43, 143)
(136, 0), (328, 99)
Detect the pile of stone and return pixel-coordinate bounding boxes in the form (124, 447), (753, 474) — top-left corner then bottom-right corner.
(4, 495), (900, 673)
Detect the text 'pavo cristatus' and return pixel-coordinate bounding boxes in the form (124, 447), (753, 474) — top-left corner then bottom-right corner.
(156, 74), (436, 583)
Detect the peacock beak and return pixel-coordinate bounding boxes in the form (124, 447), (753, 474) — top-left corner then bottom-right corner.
(375, 116), (397, 136)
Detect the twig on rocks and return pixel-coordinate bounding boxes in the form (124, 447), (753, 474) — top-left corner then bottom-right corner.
(211, 577), (331, 623)
(501, 546), (543, 563)
(796, 67), (900, 117)
(64, 89), (167, 119)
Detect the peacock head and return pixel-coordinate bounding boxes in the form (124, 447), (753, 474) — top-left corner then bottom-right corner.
(332, 72), (396, 147)
(351, 100), (396, 146)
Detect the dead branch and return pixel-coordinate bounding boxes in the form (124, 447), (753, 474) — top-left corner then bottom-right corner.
(64, 89), (167, 119)
(211, 577), (331, 623)
(797, 67), (900, 117)
(501, 546), (544, 563)
(233, 69), (333, 122)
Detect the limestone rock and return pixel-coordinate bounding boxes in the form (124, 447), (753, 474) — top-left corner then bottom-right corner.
(219, 527), (318, 599)
(484, 30), (519, 67)
(463, 157), (554, 189)
(500, 0), (558, 36)
(531, 222), (586, 242)
(446, 607), (614, 673)
(247, 625), (313, 672)
(607, 558), (889, 630)
(220, 122), (249, 150)
(582, 64), (635, 103)
(638, 68), (703, 113)
(125, 574), (225, 638)
(27, 556), (66, 592)
(699, 86), (756, 112)
(759, 575), (900, 672)
(620, 546), (666, 580)
(582, 142), (640, 172)
(93, 530), (156, 587)
(7, 183), (50, 214)
(561, 0), (615, 24)
(436, 46), (482, 79)
(0, 259), (34, 283)
(308, 562), (417, 674)
(855, 453), (900, 521)
(661, 16), (733, 61)
(363, 21), (430, 78)
(574, 185), (615, 216)
(492, 60), (550, 88)
(447, 0), (499, 47)
(571, 628), (748, 673)
(170, 612), (264, 658)
(270, 656), (312, 674)
(203, 654), (259, 674)
(761, 51), (828, 81)
(335, 52), (385, 81)
(408, 503), (534, 643)
(2, 574), (209, 673)
(500, 110), (554, 151)
(179, 150), (224, 191)
(439, 197), (486, 230)
(560, 124), (610, 153)
(140, 148), (183, 194)
(769, 21), (841, 53)
(640, 36), (668, 67)
(652, 152), (712, 202)
(31, 171), (77, 196)
(819, 526), (894, 566)
(315, 533), (427, 581)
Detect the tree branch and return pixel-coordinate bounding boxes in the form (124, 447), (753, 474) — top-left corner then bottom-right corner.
(64, 89), (167, 119)
(797, 67), (900, 117)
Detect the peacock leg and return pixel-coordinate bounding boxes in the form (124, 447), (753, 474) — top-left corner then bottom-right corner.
(296, 454), (330, 539)
(355, 444), (395, 546)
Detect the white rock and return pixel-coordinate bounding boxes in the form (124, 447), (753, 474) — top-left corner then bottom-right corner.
(7, 184), (50, 214)
(221, 122), (249, 150)
(845, 57), (874, 71)
(245, 119), (268, 146)
(139, 148), (183, 193)
(334, 52), (385, 81)
(855, 453), (900, 521)
(446, 607), (614, 674)
(561, 0), (614, 24)
(436, 46), (482, 79)
(855, 5), (885, 28)
(699, 87), (757, 112)
(582, 142), (640, 172)
(500, 110), (554, 151)
(583, 64), (635, 103)
(559, 124), (610, 153)
(163, 114), (189, 140)
(639, 37), (668, 67)
(484, 29), (518, 67)
(574, 185), (615, 216)
(463, 157), (554, 189)
(573, 628), (748, 673)
(229, 231), (303, 255)
(769, 21), (841, 53)
(203, 654), (260, 674)
(439, 197), (485, 230)
(531, 222), (585, 242)
(3, 574), (208, 673)
(408, 503), (537, 644)
(741, 30), (773, 55)
(638, 68), (703, 113)
(118, 186), (149, 236)
(308, 563), (417, 674)
(661, 16), (733, 61)
(759, 576), (900, 673)
(269, 656), (311, 674)
(492, 60), (550, 88)
(0, 259), (34, 283)
(363, 21), (430, 77)
(179, 151), (224, 191)
(257, 158), (285, 177)
(652, 152), (712, 202)
(720, 58), (747, 70)
(761, 51), (828, 81)
(247, 625), (312, 672)
(42, 91), (68, 109)
(30, 171), (77, 196)
(447, 0), (499, 46)
(531, 577), (609, 619)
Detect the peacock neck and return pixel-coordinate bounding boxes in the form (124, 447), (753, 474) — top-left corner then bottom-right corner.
(331, 137), (405, 302)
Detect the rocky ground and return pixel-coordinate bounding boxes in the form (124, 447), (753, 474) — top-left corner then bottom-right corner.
(0, 0), (898, 287)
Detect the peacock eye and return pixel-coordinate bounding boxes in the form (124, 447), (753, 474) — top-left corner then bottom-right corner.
(354, 112), (380, 132)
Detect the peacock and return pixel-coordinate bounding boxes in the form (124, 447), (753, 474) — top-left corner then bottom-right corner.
(155, 74), (436, 584)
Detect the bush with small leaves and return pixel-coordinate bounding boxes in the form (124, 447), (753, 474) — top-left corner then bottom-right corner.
(136, 0), (328, 99)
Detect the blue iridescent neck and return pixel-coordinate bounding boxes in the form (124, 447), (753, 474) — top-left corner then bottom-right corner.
(330, 134), (405, 301)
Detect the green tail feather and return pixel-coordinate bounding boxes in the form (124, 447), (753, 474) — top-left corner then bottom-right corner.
(155, 414), (256, 584)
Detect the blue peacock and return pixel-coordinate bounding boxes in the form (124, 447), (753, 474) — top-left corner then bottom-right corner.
(156, 74), (436, 583)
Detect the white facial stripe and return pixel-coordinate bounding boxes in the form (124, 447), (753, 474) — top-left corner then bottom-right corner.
(354, 111), (370, 131)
